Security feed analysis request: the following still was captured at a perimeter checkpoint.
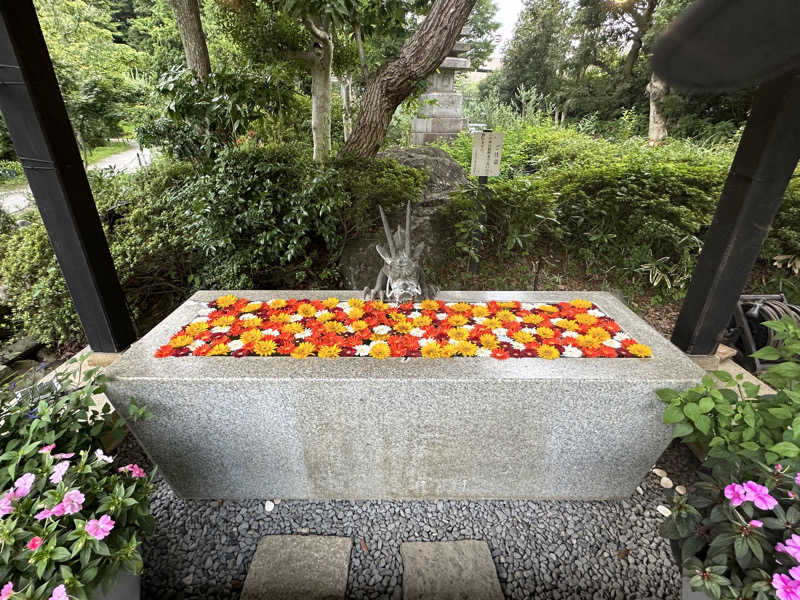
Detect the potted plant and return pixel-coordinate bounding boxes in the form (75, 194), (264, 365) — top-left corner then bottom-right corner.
(658, 315), (800, 600)
(0, 357), (154, 600)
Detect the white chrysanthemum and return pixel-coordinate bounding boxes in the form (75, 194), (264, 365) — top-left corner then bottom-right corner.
(345, 325), (355, 334)
(198, 307), (213, 316)
(492, 327), (508, 337)
(239, 313), (257, 320)
(295, 329), (312, 339)
(409, 328), (425, 337)
(510, 341), (525, 351)
(191, 317), (208, 324)
(290, 314), (304, 322)
(476, 347), (493, 357)
(613, 332), (630, 342)
(520, 327), (537, 335)
(408, 311), (421, 319)
(497, 335), (513, 344)
(211, 326), (230, 334)
(588, 309), (606, 317)
(436, 312), (448, 320)
(463, 324), (474, 331)
(315, 310), (331, 319)
(373, 324), (391, 335)
(474, 317), (486, 325)
(413, 303), (422, 309)
(355, 344), (371, 356)
(337, 302), (350, 310)
(562, 330), (579, 338)
(228, 340), (244, 351)
(420, 337), (437, 347)
(520, 303), (534, 310)
(188, 339), (205, 351)
(603, 339), (622, 349)
(531, 303), (547, 309)
(262, 328), (280, 337)
(562, 345), (583, 358)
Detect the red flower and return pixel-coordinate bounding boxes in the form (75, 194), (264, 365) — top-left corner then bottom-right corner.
(491, 348), (510, 360)
(193, 344), (211, 356)
(154, 345), (174, 358)
(232, 347), (252, 357)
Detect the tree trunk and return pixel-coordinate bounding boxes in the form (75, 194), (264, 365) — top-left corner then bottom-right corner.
(647, 73), (668, 144)
(622, 36), (642, 78)
(341, 74), (353, 142)
(339, 0), (477, 158)
(169, 0), (211, 79)
(304, 17), (334, 162)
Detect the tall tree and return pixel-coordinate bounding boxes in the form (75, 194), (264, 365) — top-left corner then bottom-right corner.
(615, 0), (660, 78)
(340, 0), (477, 158)
(169, 0), (211, 78)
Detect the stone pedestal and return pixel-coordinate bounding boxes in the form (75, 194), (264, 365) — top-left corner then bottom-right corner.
(105, 290), (703, 501)
(411, 56), (471, 145)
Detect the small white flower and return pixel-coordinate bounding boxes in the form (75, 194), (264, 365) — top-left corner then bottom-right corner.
(419, 337), (436, 346)
(337, 302), (350, 310)
(355, 344), (371, 357)
(532, 303), (547, 309)
(295, 328), (312, 339)
(228, 340), (244, 351)
(521, 327), (537, 335)
(497, 335), (513, 344)
(435, 312), (448, 320)
(409, 328), (425, 337)
(492, 327), (508, 337)
(562, 330), (579, 339)
(474, 317), (486, 325)
(613, 332), (630, 342)
(408, 311), (421, 319)
(520, 303), (534, 310)
(211, 326), (230, 334)
(345, 325), (355, 334)
(603, 339), (622, 349)
(262, 328), (280, 337)
(656, 505), (672, 517)
(373, 325), (391, 335)
(198, 307), (213, 316)
(588, 309), (606, 317)
(189, 340), (205, 351)
(94, 449), (113, 464)
(240, 313), (257, 320)
(510, 341), (525, 351)
(191, 317), (208, 324)
(413, 303), (422, 309)
(476, 347), (493, 357)
(290, 313), (304, 322)
(463, 324), (474, 331)
(562, 345), (583, 358)
(315, 310), (331, 319)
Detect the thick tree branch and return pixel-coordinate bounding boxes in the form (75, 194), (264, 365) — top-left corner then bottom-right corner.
(303, 14), (329, 43)
(353, 21), (368, 81)
(286, 50), (314, 64)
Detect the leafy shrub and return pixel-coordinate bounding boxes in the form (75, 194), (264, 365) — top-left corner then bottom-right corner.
(0, 161), (22, 183)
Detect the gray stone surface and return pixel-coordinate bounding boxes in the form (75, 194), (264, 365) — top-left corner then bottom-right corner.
(241, 535), (351, 600)
(401, 540), (503, 600)
(105, 290), (704, 500)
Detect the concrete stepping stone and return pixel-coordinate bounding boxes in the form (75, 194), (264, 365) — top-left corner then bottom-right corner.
(400, 540), (503, 600)
(241, 535), (352, 600)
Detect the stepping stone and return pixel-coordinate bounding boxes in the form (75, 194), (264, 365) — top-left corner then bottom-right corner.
(400, 540), (503, 600)
(242, 535), (352, 600)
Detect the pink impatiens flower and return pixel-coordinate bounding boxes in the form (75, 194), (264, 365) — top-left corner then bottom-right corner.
(49, 461), (70, 484)
(1, 582), (13, 600)
(38, 444), (55, 454)
(118, 464), (146, 478)
(60, 489), (84, 515)
(34, 508), (53, 520)
(774, 567), (800, 600)
(26, 536), (42, 551)
(749, 519), (763, 528)
(795, 472), (800, 486)
(52, 453), (74, 460)
(724, 483), (747, 506)
(12, 473), (35, 499)
(777, 534), (800, 562)
(85, 514), (115, 540)
(0, 493), (13, 517)
(48, 584), (68, 600)
(743, 481), (778, 510)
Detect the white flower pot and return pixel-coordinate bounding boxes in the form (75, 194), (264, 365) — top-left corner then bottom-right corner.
(93, 573), (140, 600)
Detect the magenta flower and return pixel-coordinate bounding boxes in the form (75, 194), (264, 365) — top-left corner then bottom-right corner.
(795, 473), (800, 486)
(773, 573), (800, 600)
(26, 536), (42, 551)
(777, 534), (800, 562)
(118, 464), (146, 478)
(60, 489), (84, 515)
(12, 473), (34, 499)
(52, 453), (74, 460)
(749, 519), (763, 528)
(793, 566), (800, 580)
(724, 483), (747, 506)
(50, 503), (66, 517)
(0, 582), (13, 600)
(743, 481), (778, 510)
(38, 444), (54, 454)
(791, 491), (797, 499)
(48, 584), (68, 600)
(49, 461), (69, 484)
(85, 514), (115, 540)
(34, 508), (53, 520)
(0, 493), (13, 518)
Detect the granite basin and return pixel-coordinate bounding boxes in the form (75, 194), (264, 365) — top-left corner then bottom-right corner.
(104, 290), (703, 500)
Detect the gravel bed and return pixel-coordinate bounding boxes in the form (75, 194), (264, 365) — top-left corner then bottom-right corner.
(116, 437), (699, 600)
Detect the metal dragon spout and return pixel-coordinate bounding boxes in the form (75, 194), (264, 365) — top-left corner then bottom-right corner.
(364, 201), (437, 303)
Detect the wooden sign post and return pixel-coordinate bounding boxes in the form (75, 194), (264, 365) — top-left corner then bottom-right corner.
(470, 129), (504, 183)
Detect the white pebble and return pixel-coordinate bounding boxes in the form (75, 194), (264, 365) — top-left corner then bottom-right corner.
(264, 500), (275, 512)
(652, 468), (667, 478)
(660, 477), (673, 489)
(675, 485), (687, 495)
(656, 505), (672, 517)
(636, 486), (643, 495)
(273, 498), (281, 504)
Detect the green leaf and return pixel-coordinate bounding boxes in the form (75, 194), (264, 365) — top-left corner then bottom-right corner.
(694, 414), (712, 435)
(673, 422), (694, 438)
(752, 346), (781, 360)
(768, 406), (793, 420)
(770, 441), (800, 458)
(684, 402), (701, 422)
(663, 405), (685, 424)
(699, 397), (715, 413)
(734, 536), (750, 569)
(51, 547), (71, 562)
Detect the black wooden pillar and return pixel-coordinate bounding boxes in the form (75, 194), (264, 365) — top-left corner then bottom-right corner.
(671, 73), (800, 355)
(0, 1), (136, 352)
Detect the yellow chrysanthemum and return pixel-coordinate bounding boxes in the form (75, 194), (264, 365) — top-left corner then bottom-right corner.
(512, 330), (535, 344)
(389, 312), (406, 322)
(570, 299), (593, 309)
(371, 300), (389, 311)
(496, 309), (516, 323)
(269, 298), (287, 309)
(348, 297), (365, 308)
(252, 339), (277, 356)
(240, 329), (263, 344)
(272, 313), (291, 323)
(324, 321), (346, 334)
(283, 322), (304, 334)
(351, 320), (368, 332)
(471, 305), (490, 318)
(240, 317), (262, 328)
(587, 327), (611, 342)
(369, 342), (391, 359)
(574, 313), (597, 325)
(370, 333), (390, 342)
(291, 342), (316, 358)
(316, 311), (334, 322)
(412, 315), (432, 327)
(447, 327), (470, 341)
(208, 343), (230, 356)
(482, 317), (502, 329)
(420, 342), (441, 358)
(537, 344), (560, 360)
(317, 344), (341, 358)
(456, 341), (478, 356)
(170, 334), (193, 348)
(450, 302), (471, 313)
(420, 299), (439, 311)
(539, 304), (559, 313)
(446, 314), (469, 327)
(554, 318), (579, 332)
(576, 335), (602, 349)
(522, 313), (544, 325)
(322, 297), (339, 308)
(438, 344), (457, 358)
(497, 301), (517, 309)
(216, 294), (238, 308)
(211, 315), (236, 327)
(393, 321), (413, 334)
(297, 303), (316, 318)
(241, 301), (263, 313)
(479, 334), (499, 349)
(628, 343), (652, 358)
(347, 307), (365, 320)
(184, 321), (208, 336)
(536, 327), (555, 339)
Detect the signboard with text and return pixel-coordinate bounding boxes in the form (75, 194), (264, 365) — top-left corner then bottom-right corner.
(470, 131), (504, 177)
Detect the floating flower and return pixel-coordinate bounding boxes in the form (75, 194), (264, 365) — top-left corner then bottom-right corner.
(456, 341), (478, 357)
(50, 461), (70, 485)
(570, 299), (593, 309)
(317, 345), (341, 358)
(61, 489), (85, 514)
(369, 342), (391, 360)
(48, 585), (68, 600)
(12, 473), (35, 499)
(207, 343), (230, 356)
(420, 343), (441, 359)
(777, 535), (800, 562)
(253, 340), (277, 356)
(537, 345), (560, 360)
(420, 299), (439, 311)
(94, 448), (114, 463)
(85, 514), (115, 540)
(34, 508), (53, 520)
(628, 343), (653, 358)
(749, 519), (763, 528)
(291, 342), (315, 359)
(169, 334), (193, 348)
(743, 481), (778, 510)
(215, 294), (238, 308)
(26, 536), (42, 551)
